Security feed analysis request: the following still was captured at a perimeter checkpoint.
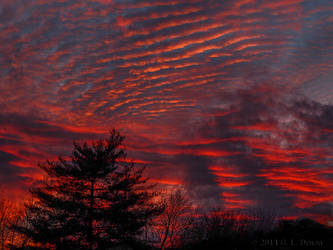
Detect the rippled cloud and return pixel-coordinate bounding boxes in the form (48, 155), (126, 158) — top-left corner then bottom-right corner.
(0, 0), (333, 222)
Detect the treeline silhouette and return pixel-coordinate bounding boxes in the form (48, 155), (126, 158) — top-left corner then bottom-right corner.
(0, 130), (332, 249)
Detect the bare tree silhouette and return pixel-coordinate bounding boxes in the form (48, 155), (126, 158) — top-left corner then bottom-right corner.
(155, 189), (192, 250)
(0, 197), (24, 249)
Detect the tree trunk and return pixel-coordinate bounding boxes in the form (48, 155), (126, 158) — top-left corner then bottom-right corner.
(88, 180), (95, 250)
(160, 219), (170, 250)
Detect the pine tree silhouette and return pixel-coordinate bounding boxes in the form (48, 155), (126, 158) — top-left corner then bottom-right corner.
(14, 129), (162, 250)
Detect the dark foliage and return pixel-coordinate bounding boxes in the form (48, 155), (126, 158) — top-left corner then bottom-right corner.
(179, 215), (333, 250)
(13, 129), (163, 250)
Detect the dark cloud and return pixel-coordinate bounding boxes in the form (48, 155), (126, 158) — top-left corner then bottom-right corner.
(180, 86), (333, 217)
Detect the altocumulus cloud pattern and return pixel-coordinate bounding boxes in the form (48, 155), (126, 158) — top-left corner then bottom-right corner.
(0, 0), (333, 224)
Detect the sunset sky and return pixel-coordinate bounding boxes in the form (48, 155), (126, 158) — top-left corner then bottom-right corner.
(0, 0), (333, 224)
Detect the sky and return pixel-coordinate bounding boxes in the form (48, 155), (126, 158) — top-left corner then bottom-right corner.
(0, 0), (333, 224)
